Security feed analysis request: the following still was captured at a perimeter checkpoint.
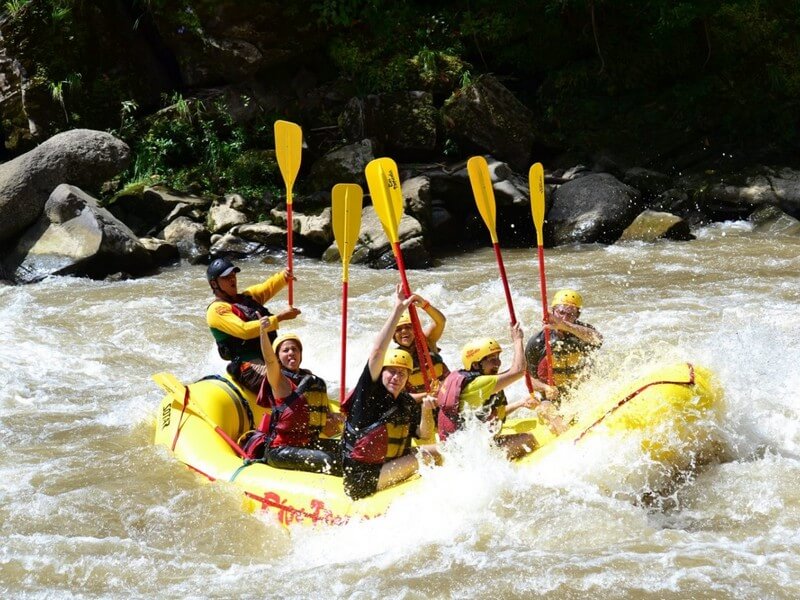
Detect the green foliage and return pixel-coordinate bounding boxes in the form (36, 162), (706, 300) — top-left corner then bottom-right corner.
(9, 0), (800, 180)
(310, 0), (383, 27)
(320, 1), (468, 94)
(4, 0), (31, 16)
(49, 0), (70, 23)
(119, 99), (139, 133)
(119, 94), (281, 203)
(2, 0), (155, 135)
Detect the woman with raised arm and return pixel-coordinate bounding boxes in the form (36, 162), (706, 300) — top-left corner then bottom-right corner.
(255, 322), (342, 475)
(392, 297), (450, 397)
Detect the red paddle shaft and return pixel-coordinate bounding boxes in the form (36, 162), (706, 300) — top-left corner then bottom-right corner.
(537, 244), (554, 386)
(287, 203), (294, 306)
(492, 243), (537, 395)
(340, 280), (348, 404)
(392, 241), (436, 392)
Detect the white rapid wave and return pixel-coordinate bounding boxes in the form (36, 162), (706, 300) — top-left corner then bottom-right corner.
(1, 222), (799, 598)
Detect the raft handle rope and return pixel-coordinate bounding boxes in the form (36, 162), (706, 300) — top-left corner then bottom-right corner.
(574, 363), (696, 444)
(170, 380), (249, 458)
(171, 386), (191, 452)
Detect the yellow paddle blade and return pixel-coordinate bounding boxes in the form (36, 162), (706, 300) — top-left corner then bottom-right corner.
(274, 120), (303, 200)
(365, 157), (404, 243)
(529, 162), (546, 246)
(152, 372), (186, 397)
(467, 155), (498, 244)
(332, 183), (363, 278)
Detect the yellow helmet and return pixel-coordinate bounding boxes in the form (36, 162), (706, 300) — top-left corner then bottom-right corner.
(461, 338), (502, 370)
(551, 289), (583, 308)
(383, 348), (414, 370)
(273, 333), (302, 353)
(396, 312), (412, 328)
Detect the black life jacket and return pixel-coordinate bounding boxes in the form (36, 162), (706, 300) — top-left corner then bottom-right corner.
(343, 396), (415, 465)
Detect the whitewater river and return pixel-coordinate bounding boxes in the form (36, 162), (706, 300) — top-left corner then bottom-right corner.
(1, 221), (799, 598)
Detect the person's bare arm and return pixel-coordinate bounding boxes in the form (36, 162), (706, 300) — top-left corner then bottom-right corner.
(415, 298), (447, 345)
(416, 394), (437, 439)
(368, 285), (419, 381)
(549, 313), (603, 346)
(259, 316), (291, 397)
(493, 321), (526, 392)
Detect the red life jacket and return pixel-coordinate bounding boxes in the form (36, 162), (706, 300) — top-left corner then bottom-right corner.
(259, 372), (326, 449)
(436, 370), (476, 441)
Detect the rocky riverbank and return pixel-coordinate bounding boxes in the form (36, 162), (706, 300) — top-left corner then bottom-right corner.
(1, 127), (799, 285)
(2, 3), (800, 284)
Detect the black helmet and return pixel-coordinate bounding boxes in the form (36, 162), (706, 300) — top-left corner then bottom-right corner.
(206, 257), (240, 281)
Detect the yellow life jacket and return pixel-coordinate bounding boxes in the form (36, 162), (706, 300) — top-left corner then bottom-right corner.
(397, 344), (449, 393)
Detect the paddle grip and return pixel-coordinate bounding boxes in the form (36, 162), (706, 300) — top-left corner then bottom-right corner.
(392, 242), (436, 392)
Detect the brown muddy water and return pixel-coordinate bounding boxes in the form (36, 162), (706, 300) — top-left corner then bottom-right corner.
(1, 220), (799, 598)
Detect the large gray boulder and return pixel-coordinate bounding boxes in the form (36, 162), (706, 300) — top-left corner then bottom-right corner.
(698, 167), (800, 220)
(322, 204), (429, 268)
(382, 91), (438, 159)
(107, 185), (211, 237)
(652, 166), (800, 222)
(401, 175), (433, 231)
(546, 173), (642, 245)
(233, 222), (287, 247)
(209, 231), (267, 257)
(308, 139), (375, 192)
(339, 92), (438, 160)
(270, 207), (333, 249)
(441, 75), (536, 171)
(160, 216), (211, 265)
(207, 203), (249, 234)
(618, 210), (694, 243)
(623, 167), (671, 203)
(425, 158), (535, 246)
(139, 237), (180, 265)
(3, 184), (153, 283)
(0, 129), (130, 245)
(749, 204), (800, 235)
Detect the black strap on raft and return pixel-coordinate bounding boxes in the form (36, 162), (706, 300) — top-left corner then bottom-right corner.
(198, 374), (255, 431)
(171, 386), (191, 452)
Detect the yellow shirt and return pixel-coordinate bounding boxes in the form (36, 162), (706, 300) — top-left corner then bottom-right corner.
(206, 271), (287, 340)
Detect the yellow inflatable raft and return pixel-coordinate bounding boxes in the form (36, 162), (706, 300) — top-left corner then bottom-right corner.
(153, 363), (723, 526)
